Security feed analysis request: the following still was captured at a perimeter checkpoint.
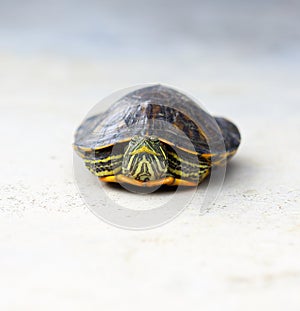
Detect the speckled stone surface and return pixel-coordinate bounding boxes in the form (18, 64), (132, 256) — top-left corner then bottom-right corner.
(1, 1), (300, 310)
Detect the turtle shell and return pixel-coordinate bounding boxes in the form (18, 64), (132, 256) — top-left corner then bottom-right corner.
(74, 85), (240, 157)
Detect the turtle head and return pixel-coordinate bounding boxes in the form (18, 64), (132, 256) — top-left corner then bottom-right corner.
(122, 135), (168, 182)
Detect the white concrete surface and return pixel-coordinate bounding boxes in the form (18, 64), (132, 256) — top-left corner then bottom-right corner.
(1, 0), (300, 310)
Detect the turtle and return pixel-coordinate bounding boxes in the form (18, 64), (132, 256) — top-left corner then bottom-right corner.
(73, 85), (241, 188)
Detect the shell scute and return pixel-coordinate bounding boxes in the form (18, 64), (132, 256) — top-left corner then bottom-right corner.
(74, 85), (240, 157)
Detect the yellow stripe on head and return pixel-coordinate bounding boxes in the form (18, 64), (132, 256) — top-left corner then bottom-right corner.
(130, 145), (160, 156)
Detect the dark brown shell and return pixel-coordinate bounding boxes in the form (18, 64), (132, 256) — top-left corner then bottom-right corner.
(74, 85), (240, 156)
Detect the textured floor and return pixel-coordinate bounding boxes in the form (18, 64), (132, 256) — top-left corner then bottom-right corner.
(1, 0), (300, 310)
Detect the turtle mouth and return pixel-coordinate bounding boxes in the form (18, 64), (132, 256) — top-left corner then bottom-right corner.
(136, 167), (152, 181)
(137, 176), (151, 182)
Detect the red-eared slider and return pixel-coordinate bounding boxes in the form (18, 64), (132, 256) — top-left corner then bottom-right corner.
(74, 85), (241, 187)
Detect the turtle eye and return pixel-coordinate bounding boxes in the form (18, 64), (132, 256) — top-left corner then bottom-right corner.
(149, 136), (159, 142)
(131, 135), (139, 143)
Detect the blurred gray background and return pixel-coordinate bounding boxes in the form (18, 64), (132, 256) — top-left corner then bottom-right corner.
(1, 0), (300, 118)
(1, 0), (300, 57)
